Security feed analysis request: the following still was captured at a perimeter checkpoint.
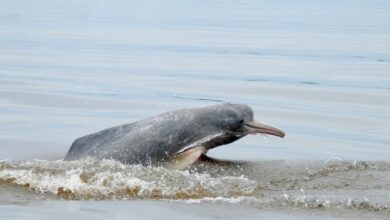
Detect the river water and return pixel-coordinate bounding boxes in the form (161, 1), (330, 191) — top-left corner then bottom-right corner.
(1, 0), (390, 219)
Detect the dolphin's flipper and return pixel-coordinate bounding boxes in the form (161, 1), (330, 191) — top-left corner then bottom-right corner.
(163, 146), (207, 170)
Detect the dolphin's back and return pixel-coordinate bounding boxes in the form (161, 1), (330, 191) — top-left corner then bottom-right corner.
(64, 108), (220, 165)
(65, 123), (135, 160)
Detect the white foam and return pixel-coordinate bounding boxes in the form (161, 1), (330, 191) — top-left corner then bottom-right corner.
(0, 159), (256, 199)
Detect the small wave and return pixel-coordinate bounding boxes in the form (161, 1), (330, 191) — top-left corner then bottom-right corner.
(176, 195), (390, 213)
(0, 159), (256, 200)
(1, 159), (390, 216)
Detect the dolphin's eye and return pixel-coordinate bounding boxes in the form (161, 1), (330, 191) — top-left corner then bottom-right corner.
(239, 120), (244, 124)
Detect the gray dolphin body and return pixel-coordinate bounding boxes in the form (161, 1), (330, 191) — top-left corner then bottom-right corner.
(64, 103), (285, 168)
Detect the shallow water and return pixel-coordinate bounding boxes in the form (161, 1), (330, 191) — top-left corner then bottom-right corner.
(1, 159), (390, 219)
(1, 0), (390, 219)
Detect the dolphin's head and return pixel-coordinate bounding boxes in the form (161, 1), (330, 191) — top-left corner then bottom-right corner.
(215, 103), (285, 138)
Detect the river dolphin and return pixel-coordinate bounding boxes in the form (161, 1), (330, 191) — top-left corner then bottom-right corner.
(64, 103), (285, 169)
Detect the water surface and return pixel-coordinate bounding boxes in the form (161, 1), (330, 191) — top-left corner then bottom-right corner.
(1, 0), (390, 219)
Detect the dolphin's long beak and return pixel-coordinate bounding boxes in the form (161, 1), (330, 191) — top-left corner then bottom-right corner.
(243, 121), (285, 138)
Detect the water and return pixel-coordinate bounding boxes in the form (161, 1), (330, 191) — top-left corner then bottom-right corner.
(1, 0), (390, 219)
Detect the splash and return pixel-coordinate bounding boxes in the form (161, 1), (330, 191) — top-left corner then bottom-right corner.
(1, 159), (390, 217)
(0, 159), (256, 200)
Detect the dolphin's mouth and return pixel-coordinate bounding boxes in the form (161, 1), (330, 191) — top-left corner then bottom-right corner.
(243, 121), (285, 138)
